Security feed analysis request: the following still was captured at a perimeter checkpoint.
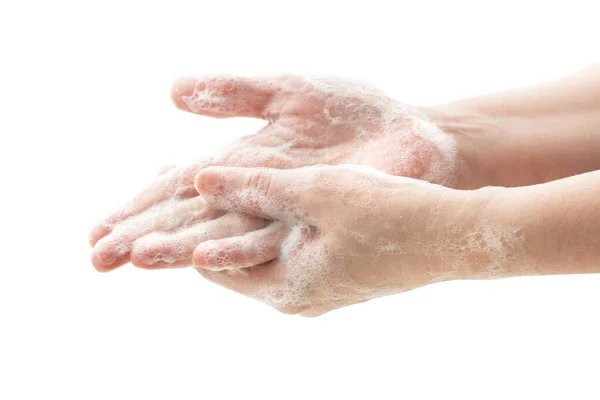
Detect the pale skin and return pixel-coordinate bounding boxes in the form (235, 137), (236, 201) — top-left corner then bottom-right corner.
(90, 75), (458, 270)
(90, 66), (600, 316)
(191, 165), (600, 316)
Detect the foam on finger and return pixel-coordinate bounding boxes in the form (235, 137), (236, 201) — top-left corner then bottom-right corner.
(130, 212), (270, 269)
(193, 222), (288, 271)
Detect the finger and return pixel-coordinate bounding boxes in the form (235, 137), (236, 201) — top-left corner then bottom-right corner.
(88, 148), (293, 248)
(195, 166), (317, 222)
(90, 196), (220, 272)
(193, 222), (288, 270)
(130, 213), (269, 270)
(88, 164), (201, 247)
(89, 143), (302, 248)
(171, 75), (284, 119)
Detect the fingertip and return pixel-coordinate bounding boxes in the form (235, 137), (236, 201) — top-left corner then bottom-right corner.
(90, 240), (130, 272)
(170, 76), (200, 112)
(88, 224), (111, 247)
(129, 242), (155, 270)
(193, 240), (224, 269)
(192, 244), (208, 267)
(91, 251), (118, 273)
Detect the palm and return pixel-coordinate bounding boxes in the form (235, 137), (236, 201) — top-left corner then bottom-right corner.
(89, 75), (457, 271)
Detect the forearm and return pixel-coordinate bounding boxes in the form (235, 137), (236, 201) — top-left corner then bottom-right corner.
(469, 170), (600, 279)
(428, 65), (600, 188)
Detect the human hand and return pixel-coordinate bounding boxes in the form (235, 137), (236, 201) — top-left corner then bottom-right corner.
(191, 164), (510, 316)
(89, 75), (459, 272)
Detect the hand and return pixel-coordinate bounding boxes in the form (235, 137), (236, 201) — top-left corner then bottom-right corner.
(191, 164), (501, 316)
(89, 75), (460, 272)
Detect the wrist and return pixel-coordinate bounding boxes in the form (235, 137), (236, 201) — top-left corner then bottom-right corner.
(426, 100), (600, 189)
(425, 101), (565, 190)
(422, 104), (502, 190)
(441, 185), (534, 280)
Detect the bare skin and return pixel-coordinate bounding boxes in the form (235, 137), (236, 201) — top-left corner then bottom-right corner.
(90, 75), (459, 271)
(193, 165), (479, 316)
(432, 65), (600, 188)
(191, 165), (600, 316)
(89, 66), (600, 308)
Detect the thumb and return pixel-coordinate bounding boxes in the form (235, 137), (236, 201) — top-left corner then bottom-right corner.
(195, 167), (316, 222)
(171, 75), (282, 119)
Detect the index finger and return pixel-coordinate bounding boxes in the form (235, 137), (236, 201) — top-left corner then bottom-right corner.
(195, 166), (320, 223)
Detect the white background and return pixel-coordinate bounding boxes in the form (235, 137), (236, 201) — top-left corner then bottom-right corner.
(1, 1), (599, 399)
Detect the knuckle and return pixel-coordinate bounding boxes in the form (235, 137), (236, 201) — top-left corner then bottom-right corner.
(225, 246), (246, 265)
(246, 171), (274, 199)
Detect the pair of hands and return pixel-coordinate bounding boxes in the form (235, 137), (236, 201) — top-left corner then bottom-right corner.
(89, 75), (478, 316)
